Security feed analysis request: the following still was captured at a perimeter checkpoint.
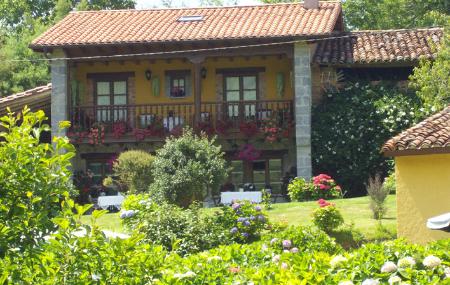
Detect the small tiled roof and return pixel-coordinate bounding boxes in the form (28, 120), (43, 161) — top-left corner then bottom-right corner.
(314, 28), (443, 65)
(0, 84), (52, 117)
(30, 2), (342, 50)
(382, 105), (450, 155)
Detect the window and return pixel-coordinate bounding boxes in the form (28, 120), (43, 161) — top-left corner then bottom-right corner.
(224, 74), (258, 118)
(165, 70), (191, 98)
(86, 159), (113, 186)
(170, 75), (186, 97)
(178, 15), (203, 22)
(95, 80), (128, 122)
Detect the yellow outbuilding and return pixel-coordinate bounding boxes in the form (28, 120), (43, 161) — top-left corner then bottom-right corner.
(383, 106), (450, 244)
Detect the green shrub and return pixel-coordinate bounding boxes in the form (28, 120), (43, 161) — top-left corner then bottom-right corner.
(265, 225), (342, 255)
(288, 174), (342, 201)
(0, 108), (74, 255)
(311, 200), (344, 233)
(112, 150), (154, 193)
(383, 171), (396, 194)
(312, 82), (428, 196)
(121, 195), (229, 255)
(367, 174), (391, 220)
(150, 128), (228, 207)
(214, 200), (268, 243)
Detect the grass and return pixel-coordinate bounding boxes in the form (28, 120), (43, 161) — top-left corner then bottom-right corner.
(81, 195), (397, 240)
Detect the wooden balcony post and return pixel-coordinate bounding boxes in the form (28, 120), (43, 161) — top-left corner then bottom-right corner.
(188, 56), (205, 125)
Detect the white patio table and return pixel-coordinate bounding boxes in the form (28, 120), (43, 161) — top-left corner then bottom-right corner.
(97, 194), (125, 210)
(220, 191), (262, 204)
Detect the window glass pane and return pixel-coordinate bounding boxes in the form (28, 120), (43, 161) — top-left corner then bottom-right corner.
(97, 82), (110, 95)
(226, 91), (240, 101)
(88, 162), (103, 175)
(97, 95), (110, 105)
(230, 160), (244, 187)
(114, 95), (127, 105)
(269, 159), (282, 188)
(243, 76), (256, 90)
(243, 90), (256, 101)
(244, 104), (256, 117)
(225, 77), (239, 90)
(113, 81), (126, 95)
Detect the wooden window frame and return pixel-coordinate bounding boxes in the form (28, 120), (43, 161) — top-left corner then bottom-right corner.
(222, 72), (259, 102)
(93, 78), (129, 107)
(165, 70), (191, 98)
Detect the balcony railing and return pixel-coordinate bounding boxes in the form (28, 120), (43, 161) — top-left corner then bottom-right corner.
(68, 99), (293, 142)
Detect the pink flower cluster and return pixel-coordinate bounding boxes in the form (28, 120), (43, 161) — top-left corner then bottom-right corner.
(312, 174), (341, 192)
(317, 199), (334, 208)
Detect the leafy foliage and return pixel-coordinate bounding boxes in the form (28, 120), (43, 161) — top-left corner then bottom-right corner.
(112, 150), (154, 193)
(410, 29), (450, 111)
(367, 175), (391, 220)
(120, 194), (229, 255)
(312, 82), (428, 196)
(311, 201), (344, 233)
(215, 200), (268, 243)
(150, 128), (228, 207)
(342, 0), (449, 30)
(288, 174), (342, 201)
(0, 108), (74, 255)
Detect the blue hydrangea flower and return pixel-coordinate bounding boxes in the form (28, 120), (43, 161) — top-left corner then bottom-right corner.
(232, 203), (241, 211)
(257, 214), (266, 222)
(254, 205), (262, 212)
(242, 232), (249, 238)
(243, 220), (251, 227)
(237, 217), (247, 223)
(249, 215), (256, 221)
(282, 240), (292, 249)
(230, 227), (238, 234)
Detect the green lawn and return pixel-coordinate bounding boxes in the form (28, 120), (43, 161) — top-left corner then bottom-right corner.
(81, 195), (397, 240)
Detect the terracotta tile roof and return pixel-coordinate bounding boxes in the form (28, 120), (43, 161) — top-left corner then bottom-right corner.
(382, 105), (450, 155)
(31, 2), (342, 49)
(0, 84), (52, 117)
(314, 28), (443, 64)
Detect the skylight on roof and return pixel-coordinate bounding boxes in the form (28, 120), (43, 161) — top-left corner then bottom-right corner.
(178, 15), (204, 22)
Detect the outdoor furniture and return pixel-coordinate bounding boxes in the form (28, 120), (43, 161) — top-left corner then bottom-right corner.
(97, 193), (125, 210)
(220, 191), (262, 204)
(426, 212), (450, 230)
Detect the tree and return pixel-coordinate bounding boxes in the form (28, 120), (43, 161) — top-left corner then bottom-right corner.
(0, 19), (50, 97)
(342, 0), (449, 30)
(150, 128), (229, 207)
(0, 108), (75, 255)
(410, 28), (450, 111)
(55, 0), (73, 22)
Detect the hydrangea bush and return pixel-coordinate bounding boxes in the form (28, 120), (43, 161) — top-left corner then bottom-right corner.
(312, 82), (429, 196)
(311, 199), (345, 233)
(288, 174), (342, 201)
(215, 200), (268, 243)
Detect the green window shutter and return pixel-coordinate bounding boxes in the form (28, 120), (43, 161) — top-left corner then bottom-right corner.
(151, 76), (160, 97)
(276, 72), (285, 98)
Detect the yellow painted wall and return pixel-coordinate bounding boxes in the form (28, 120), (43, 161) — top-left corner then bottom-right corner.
(395, 153), (450, 244)
(74, 56), (293, 105)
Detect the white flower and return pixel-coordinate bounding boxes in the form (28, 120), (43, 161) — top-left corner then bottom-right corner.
(174, 271), (196, 279)
(208, 254), (221, 261)
(388, 275), (402, 284)
(362, 279), (380, 285)
(443, 266), (450, 278)
(184, 271), (196, 278)
(397, 257), (415, 268)
(423, 255), (441, 268)
(261, 244), (268, 251)
(381, 261), (398, 273)
(338, 281), (354, 285)
(91, 274), (100, 281)
(330, 255), (347, 268)
(272, 254), (280, 263)
(281, 262), (288, 269)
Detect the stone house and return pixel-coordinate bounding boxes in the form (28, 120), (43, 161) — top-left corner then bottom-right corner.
(27, 0), (443, 195)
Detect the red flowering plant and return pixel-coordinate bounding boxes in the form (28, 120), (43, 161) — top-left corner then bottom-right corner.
(88, 123), (105, 145)
(260, 118), (282, 143)
(216, 119), (233, 135)
(236, 144), (261, 162)
(196, 121), (215, 136)
(133, 128), (148, 141)
(311, 174), (342, 200)
(312, 199), (344, 233)
(67, 124), (88, 144)
(112, 121), (127, 139)
(146, 117), (165, 137)
(239, 121), (259, 137)
(287, 173), (342, 201)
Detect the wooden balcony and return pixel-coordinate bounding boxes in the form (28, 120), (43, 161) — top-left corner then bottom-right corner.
(68, 99), (293, 143)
